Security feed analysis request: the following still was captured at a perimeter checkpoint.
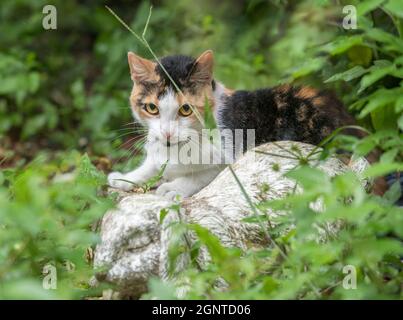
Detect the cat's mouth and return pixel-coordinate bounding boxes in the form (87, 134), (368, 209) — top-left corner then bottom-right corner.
(165, 136), (191, 148)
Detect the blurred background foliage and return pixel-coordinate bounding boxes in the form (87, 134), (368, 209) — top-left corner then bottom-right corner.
(0, 0), (402, 299)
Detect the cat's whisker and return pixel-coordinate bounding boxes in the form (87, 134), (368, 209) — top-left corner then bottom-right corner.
(120, 135), (147, 150)
(106, 131), (138, 142)
(122, 121), (138, 126)
(110, 134), (148, 164)
(122, 139), (148, 171)
(111, 127), (138, 132)
(109, 126), (148, 134)
(108, 131), (148, 146)
(112, 141), (145, 167)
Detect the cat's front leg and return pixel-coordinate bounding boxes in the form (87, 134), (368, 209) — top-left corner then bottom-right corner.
(155, 168), (221, 199)
(108, 158), (158, 191)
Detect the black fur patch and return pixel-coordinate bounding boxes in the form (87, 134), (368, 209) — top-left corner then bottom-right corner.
(219, 86), (357, 149)
(155, 55), (215, 94)
(155, 55), (195, 91)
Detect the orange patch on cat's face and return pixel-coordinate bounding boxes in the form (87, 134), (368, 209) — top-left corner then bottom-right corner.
(129, 84), (161, 119)
(178, 86), (215, 122)
(129, 80), (215, 122)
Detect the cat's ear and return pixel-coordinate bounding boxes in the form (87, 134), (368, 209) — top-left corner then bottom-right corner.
(188, 50), (214, 85)
(127, 52), (158, 83)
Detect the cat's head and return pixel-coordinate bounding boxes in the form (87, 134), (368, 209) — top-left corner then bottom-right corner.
(127, 50), (215, 146)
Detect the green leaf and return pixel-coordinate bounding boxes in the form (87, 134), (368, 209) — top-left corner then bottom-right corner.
(189, 224), (229, 262)
(358, 64), (396, 93)
(325, 66), (368, 83)
(0, 279), (56, 300)
(289, 57), (326, 79)
(147, 277), (178, 300)
(395, 96), (403, 112)
(359, 88), (403, 118)
(354, 137), (377, 156)
(21, 115), (47, 139)
(285, 166), (329, 191)
(159, 208), (169, 224)
(347, 46), (373, 66)
(71, 79), (86, 110)
(143, 161), (167, 191)
(321, 36), (364, 56)
(76, 153), (106, 186)
(380, 149), (398, 163)
(356, 0), (385, 16)
(383, 181), (402, 204)
(363, 162), (403, 178)
(384, 0), (403, 19)
(370, 105), (398, 130)
(398, 114), (403, 130)
(203, 96), (217, 130)
(365, 28), (403, 51)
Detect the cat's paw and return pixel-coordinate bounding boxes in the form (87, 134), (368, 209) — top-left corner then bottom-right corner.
(155, 182), (187, 200)
(107, 172), (135, 191)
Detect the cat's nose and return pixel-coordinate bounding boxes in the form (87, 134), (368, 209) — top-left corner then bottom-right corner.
(163, 132), (171, 146)
(164, 132), (171, 141)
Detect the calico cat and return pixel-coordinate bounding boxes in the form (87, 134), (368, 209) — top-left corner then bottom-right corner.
(108, 50), (363, 198)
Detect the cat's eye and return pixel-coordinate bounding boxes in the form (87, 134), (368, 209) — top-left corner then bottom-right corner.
(144, 103), (159, 115)
(178, 104), (193, 117)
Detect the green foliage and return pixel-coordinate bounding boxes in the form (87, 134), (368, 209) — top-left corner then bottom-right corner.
(144, 0), (403, 300)
(0, 0), (402, 299)
(0, 152), (113, 299)
(1, 0), (319, 157)
(149, 163), (402, 300)
(289, 0), (403, 161)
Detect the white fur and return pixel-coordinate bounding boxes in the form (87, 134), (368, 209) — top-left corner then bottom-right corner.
(213, 81), (226, 119)
(108, 88), (225, 199)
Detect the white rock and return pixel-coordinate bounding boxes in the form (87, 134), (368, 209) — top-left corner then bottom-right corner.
(94, 141), (369, 298)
